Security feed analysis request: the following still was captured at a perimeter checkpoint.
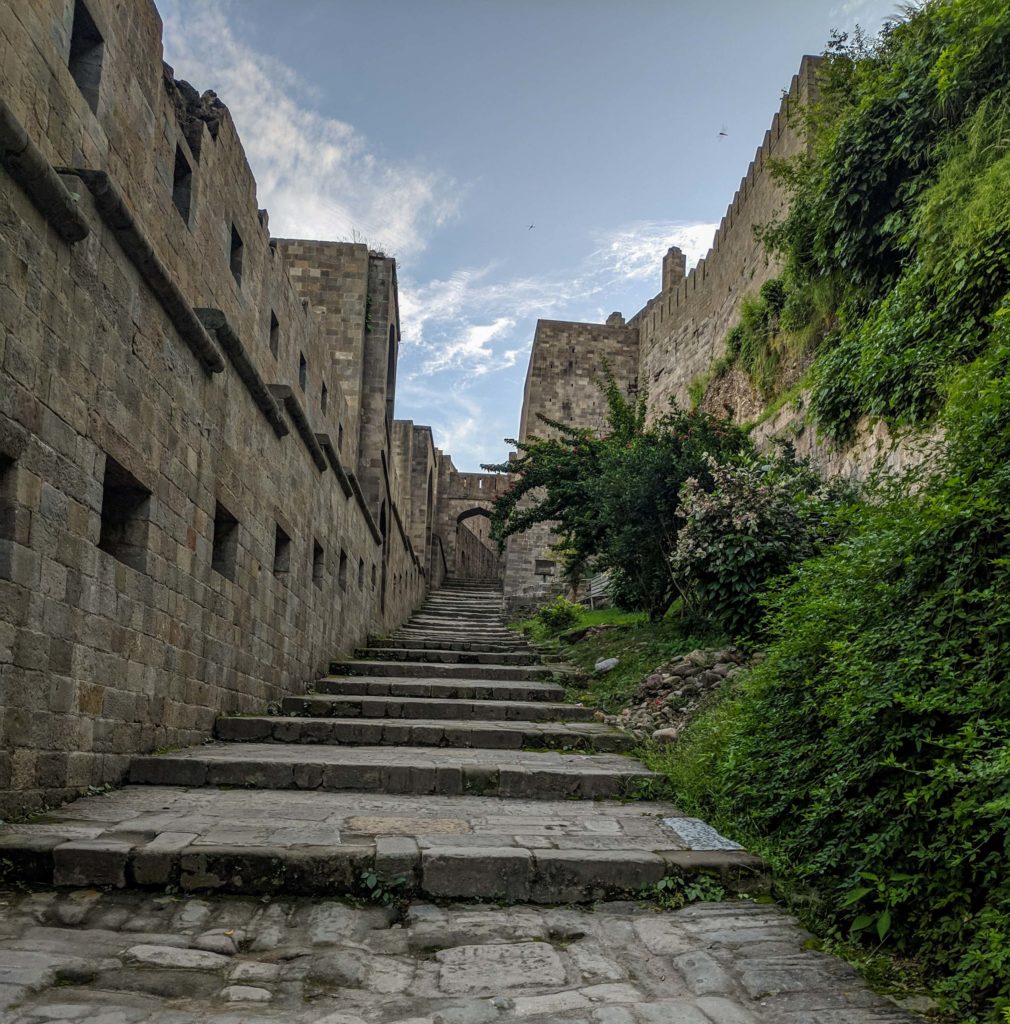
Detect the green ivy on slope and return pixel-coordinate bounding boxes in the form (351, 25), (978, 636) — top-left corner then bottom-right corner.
(663, 316), (1010, 1022)
(719, 0), (1010, 438)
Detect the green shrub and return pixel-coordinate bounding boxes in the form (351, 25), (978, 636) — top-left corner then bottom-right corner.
(484, 375), (749, 620)
(667, 324), (1010, 1023)
(535, 596), (581, 633)
(671, 448), (854, 636)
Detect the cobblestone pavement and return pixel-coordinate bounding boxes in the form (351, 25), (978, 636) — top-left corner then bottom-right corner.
(0, 888), (917, 1024)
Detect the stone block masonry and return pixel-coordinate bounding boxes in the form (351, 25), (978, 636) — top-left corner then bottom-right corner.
(0, 0), (477, 816)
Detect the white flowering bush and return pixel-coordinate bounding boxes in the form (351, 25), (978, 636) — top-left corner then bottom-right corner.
(671, 449), (850, 635)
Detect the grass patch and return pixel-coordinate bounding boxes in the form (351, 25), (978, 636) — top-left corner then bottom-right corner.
(514, 604), (723, 713)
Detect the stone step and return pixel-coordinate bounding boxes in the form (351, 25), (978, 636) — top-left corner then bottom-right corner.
(390, 630), (523, 644)
(400, 625), (515, 637)
(313, 677), (568, 702)
(329, 660), (561, 682)
(283, 693), (594, 722)
(128, 744), (661, 800)
(0, 786), (765, 900)
(215, 716), (633, 752)
(355, 647), (538, 665)
(372, 637), (529, 653)
(416, 611), (503, 620)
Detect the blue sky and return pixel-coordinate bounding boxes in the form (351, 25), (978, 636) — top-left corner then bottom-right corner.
(158, 0), (897, 470)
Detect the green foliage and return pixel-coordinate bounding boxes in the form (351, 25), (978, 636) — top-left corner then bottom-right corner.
(359, 868), (409, 906)
(649, 873), (726, 910)
(535, 595), (581, 633)
(671, 446), (855, 636)
(484, 374), (749, 619)
(664, 323), (1010, 1022)
(759, 0), (1010, 438)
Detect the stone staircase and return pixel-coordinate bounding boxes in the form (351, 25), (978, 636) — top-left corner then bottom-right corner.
(0, 580), (765, 901)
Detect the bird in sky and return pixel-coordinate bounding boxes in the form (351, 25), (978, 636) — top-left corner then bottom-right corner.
(528, 224), (535, 230)
(718, 124), (729, 138)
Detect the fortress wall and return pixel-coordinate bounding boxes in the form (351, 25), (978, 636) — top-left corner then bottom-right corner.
(0, 0), (429, 815)
(504, 318), (640, 611)
(633, 57), (819, 419)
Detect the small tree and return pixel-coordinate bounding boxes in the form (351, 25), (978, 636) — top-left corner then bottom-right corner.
(484, 375), (749, 619)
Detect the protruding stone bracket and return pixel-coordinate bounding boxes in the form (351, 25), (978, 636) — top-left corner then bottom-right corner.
(0, 99), (90, 244)
(268, 384), (327, 471)
(347, 472), (383, 545)
(315, 434), (353, 497)
(56, 167), (225, 375)
(195, 308), (288, 437)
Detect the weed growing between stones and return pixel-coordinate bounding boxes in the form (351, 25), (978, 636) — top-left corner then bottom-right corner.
(359, 868), (409, 908)
(646, 874), (727, 911)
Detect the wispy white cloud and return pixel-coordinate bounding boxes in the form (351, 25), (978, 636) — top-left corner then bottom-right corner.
(157, 0), (458, 257)
(399, 219), (718, 382)
(592, 220), (717, 282)
(829, 0), (903, 32)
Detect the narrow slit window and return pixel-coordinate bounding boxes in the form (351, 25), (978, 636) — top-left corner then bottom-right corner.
(211, 502), (238, 580)
(273, 524), (290, 576)
(68, 0), (103, 114)
(298, 352), (307, 392)
(229, 225), (243, 286)
(337, 422), (344, 452)
(172, 145), (192, 223)
(98, 457), (151, 572)
(269, 311), (279, 358)
(321, 382), (328, 413)
(358, 557), (364, 589)
(338, 549), (348, 591)
(312, 540), (324, 586)
(0, 455), (15, 545)
(371, 564), (376, 590)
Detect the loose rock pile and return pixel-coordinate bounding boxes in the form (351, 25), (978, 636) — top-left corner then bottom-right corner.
(599, 647), (749, 743)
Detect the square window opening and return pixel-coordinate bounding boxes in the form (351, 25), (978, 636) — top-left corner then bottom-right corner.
(269, 311), (280, 358)
(172, 145), (192, 224)
(229, 225), (243, 286)
(273, 523), (290, 576)
(98, 456), (151, 572)
(211, 501), (239, 580)
(298, 352), (307, 392)
(338, 548), (348, 591)
(535, 558), (556, 577)
(69, 0), (103, 114)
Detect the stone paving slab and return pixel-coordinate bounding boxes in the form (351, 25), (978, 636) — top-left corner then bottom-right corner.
(285, 693), (593, 722)
(215, 716), (633, 752)
(0, 889), (922, 1023)
(126, 744), (660, 799)
(0, 787), (769, 899)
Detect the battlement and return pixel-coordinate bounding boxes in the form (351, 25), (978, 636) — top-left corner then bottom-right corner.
(630, 56), (820, 417)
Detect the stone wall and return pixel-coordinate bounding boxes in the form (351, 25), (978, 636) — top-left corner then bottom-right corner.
(433, 462), (508, 581)
(0, 0), (443, 816)
(634, 58), (819, 419)
(503, 316), (640, 611)
(455, 521), (499, 582)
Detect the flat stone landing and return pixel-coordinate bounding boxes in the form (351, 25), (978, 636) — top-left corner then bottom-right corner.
(0, 786), (766, 902)
(0, 887), (918, 1023)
